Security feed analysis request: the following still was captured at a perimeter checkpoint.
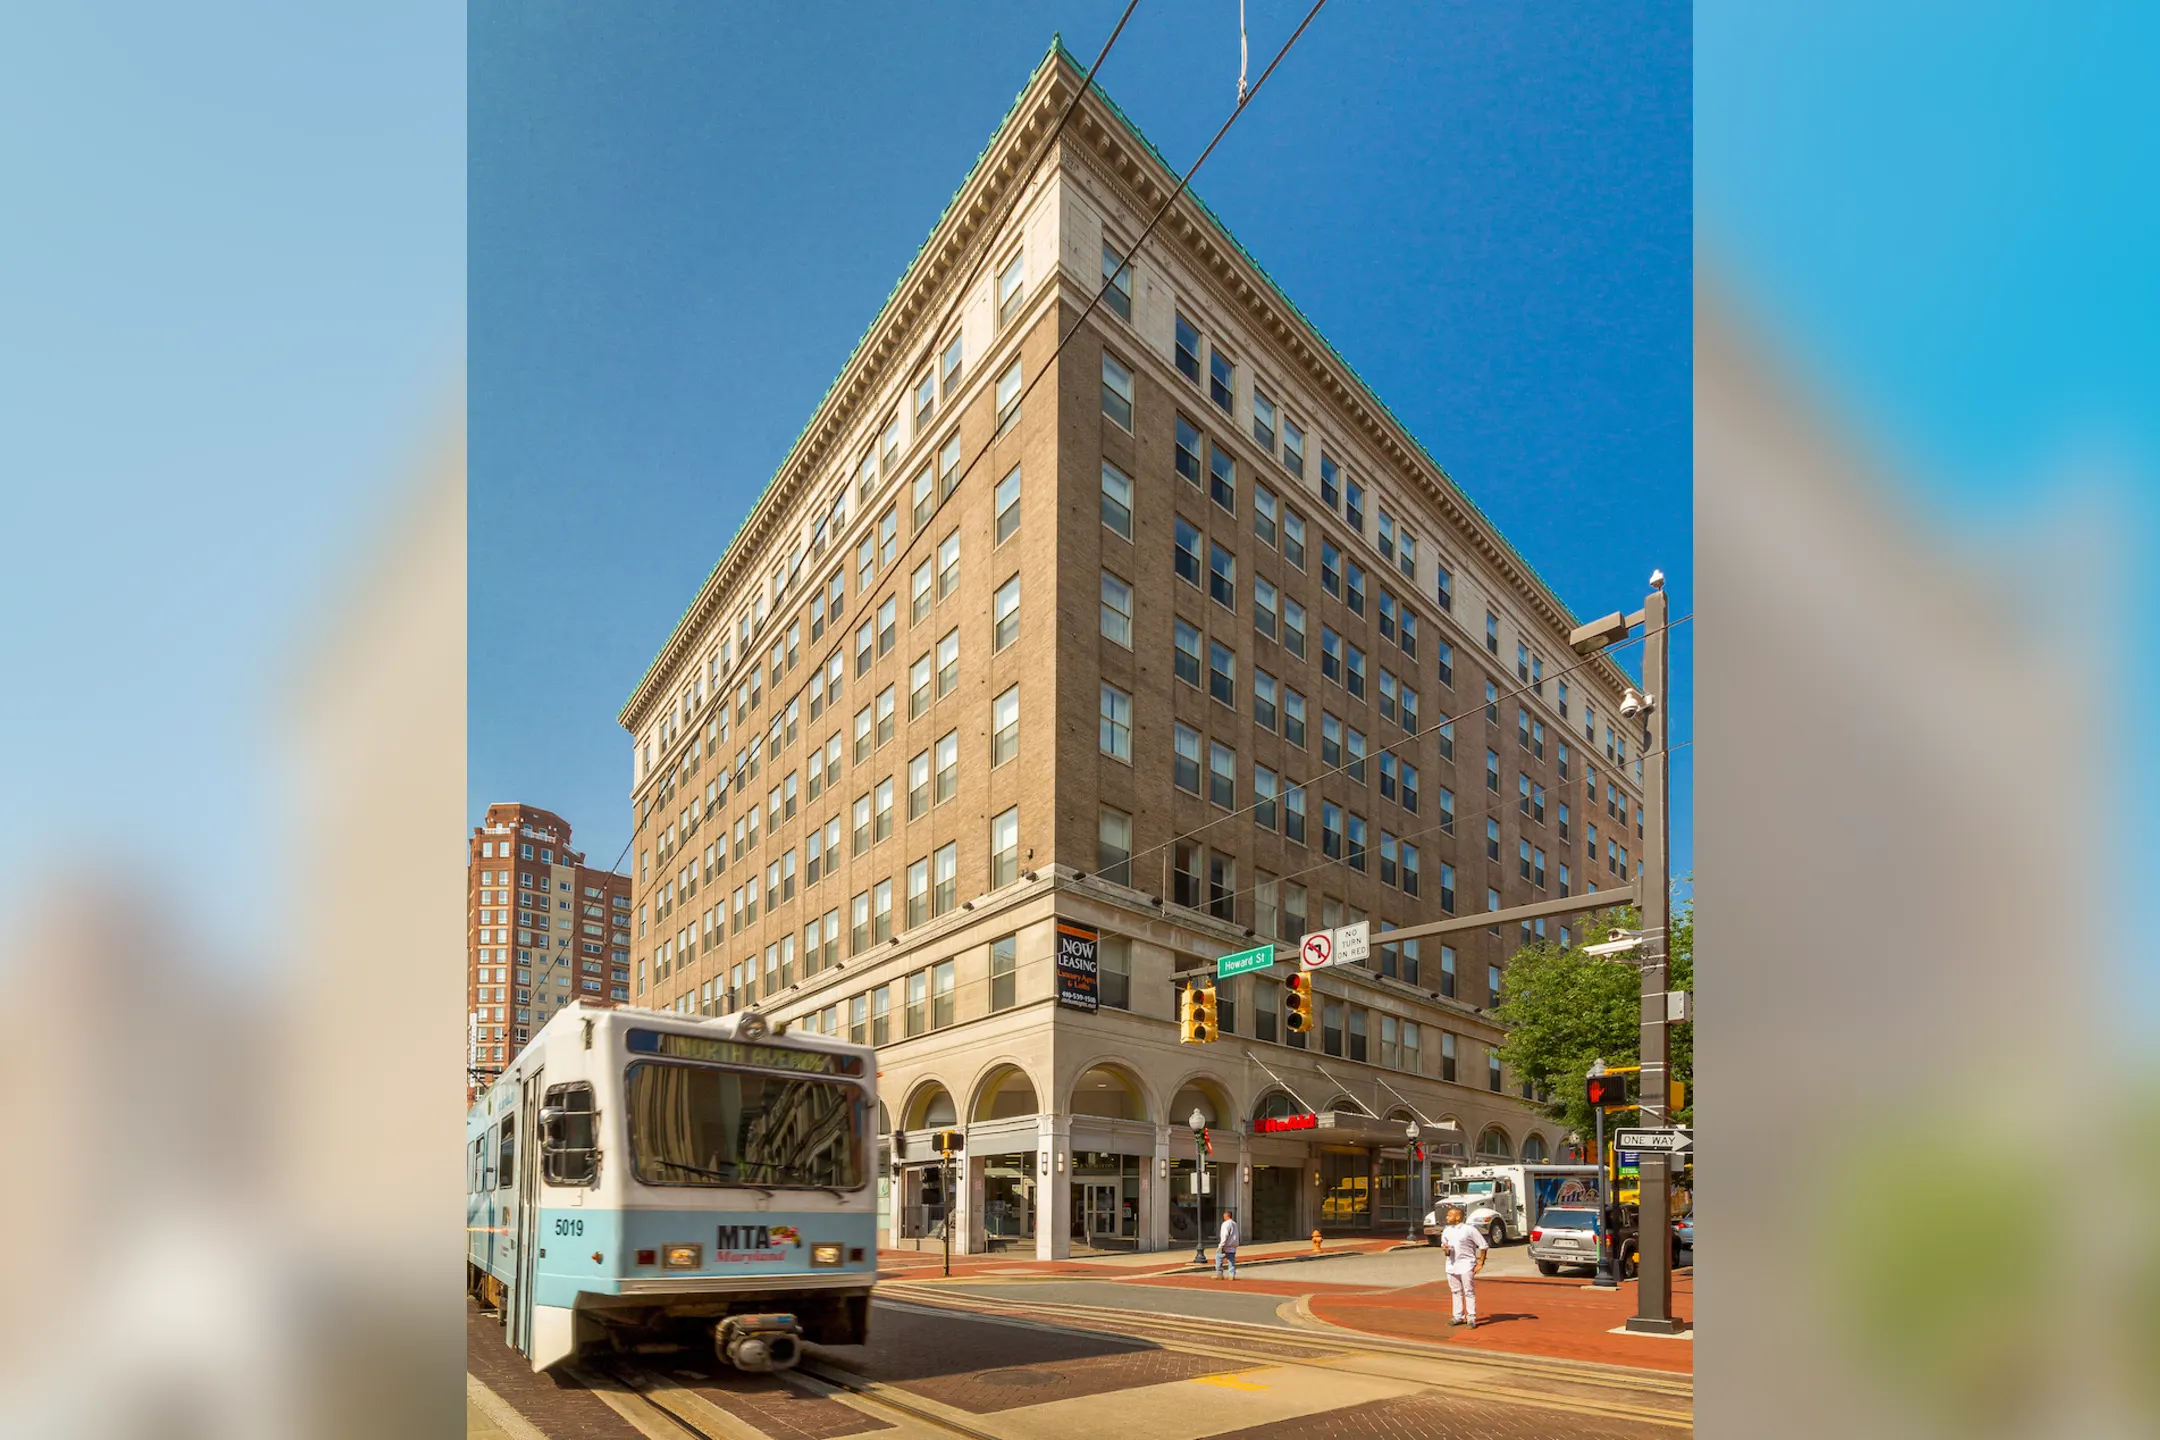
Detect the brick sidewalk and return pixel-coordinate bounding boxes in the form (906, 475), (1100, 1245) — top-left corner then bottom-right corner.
(1306, 1271), (1694, 1373)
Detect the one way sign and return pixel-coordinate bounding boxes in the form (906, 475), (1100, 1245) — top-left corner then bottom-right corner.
(1613, 1127), (1693, 1154)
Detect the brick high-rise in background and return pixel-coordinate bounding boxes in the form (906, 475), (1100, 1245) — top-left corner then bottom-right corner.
(468, 802), (631, 1093)
(616, 44), (1647, 1256)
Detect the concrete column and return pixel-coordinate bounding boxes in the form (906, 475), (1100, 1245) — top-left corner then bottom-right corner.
(962, 1153), (986, 1257)
(1037, 1120), (1070, 1261)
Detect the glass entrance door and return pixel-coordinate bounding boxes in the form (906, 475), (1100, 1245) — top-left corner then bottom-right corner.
(1082, 1181), (1119, 1237)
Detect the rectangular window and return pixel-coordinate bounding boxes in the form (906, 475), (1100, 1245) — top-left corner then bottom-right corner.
(1321, 540), (1341, 597)
(1378, 510), (1396, 563)
(990, 933), (1018, 1011)
(994, 463), (1022, 543)
(937, 529), (959, 596)
(1251, 387), (1276, 451)
(909, 652), (931, 719)
(1209, 347), (1234, 413)
(909, 558), (931, 625)
(1173, 723), (1201, 794)
(915, 372), (936, 434)
(1322, 1000), (1344, 1057)
(1099, 936), (1132, 1010)
(1254, 484), (1278, 547)
(1282, 595), (1306, 658)
(1175, 414), (1203, 486)
(1208, 740), (1236, 809)
(1253, 576), (1277, 640)
(1173, 619), (1202, 688)
(1100, 570), (1133, 646)
(905, 968), (926, 1036)
(1174, 313), (1201, 382)
(937, 627), (959, 697)
(1322, 802), (1343, 859)
(908, 750), (930, 820)
(1101, 352), (1134, 430)
(991, 684), (1019, 766)
(878, 594), (896, 654)
(850, 993), (868, 1043)
(996, 358), (1022, 432)
(1282, 508), (1306, 570)
(1440, 863), (1456, 913)
(1344, 479), (1364, 533)
(1254, 765), (1278, 830)
(1208, 542), (1236, 610)
(1208, 641), (1235, 707)
(993, 575), (1020, 651)
(875, 685), (894, 745)
(1345, 560), (1366, 617)
(990, 806), (1020, 887)
(938, 433), (961, 502)
(1348, 1007), (1368, 1063)
(874, 776), (893, 842)
(906, 857), (929, 928)
(997, 249), (1026, 324)
(1253, 667), (1278, 730)
(1100, 460), (1133, 539)
(1097, 806), (1133, 884)
(1099, 682), (1132, 760)
(1320, 454), (1340, 510)
(1281, 417), (1304, 476)
(1207, 850), (1236, 921)
(1208, 444), (1235, 512)
(1322, 626), (1342, 685)
(1101, 243), (1133, 320)
(1174, 516), (1201, 585)
(1255, 979), (1279, 1043)
(1486, 610), (1500, 655)
(1283, 686), (1307, 747)
(873, 878), (893, 942)
(1486, 748), (1501, 792)
(872, 985), (891, 1044)
(935, 730), (957, 804)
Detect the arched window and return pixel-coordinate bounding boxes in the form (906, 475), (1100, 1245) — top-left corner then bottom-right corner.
(905, 1083), (956, 1131)
(1476, 1126), (1513, 1162)
(1071, 1066), (1147, 1121)
(973, 1067), (1039, 1121)
(1252, 1090), (1301, 1122)
(1520, 1133), (1547, 1163)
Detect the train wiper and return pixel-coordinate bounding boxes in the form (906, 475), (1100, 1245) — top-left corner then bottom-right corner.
(650, 1158), (765, 1189)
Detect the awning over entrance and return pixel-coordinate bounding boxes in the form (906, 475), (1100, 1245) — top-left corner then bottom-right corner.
(1250, 1110), (1465, 1150)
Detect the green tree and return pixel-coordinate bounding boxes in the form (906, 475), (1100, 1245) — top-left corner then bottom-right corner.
(1492, 892), (1693, 1146)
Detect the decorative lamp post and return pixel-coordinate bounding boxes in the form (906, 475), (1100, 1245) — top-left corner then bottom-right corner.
(1404, 1121), (1423, 1244)
(1189, 1108), (1209, 1265)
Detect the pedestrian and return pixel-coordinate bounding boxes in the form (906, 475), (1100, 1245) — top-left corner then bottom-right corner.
(1438, 1205), (1488, 1328)
(1214, 1208), (1240, 1280)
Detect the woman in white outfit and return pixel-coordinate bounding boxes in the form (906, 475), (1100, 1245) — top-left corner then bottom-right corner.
(1437, 1205), (1488, 1327)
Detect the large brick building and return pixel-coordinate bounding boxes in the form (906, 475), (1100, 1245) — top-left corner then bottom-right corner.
(467, 802), (631, 1094)
(616, 44), (1645, 1255)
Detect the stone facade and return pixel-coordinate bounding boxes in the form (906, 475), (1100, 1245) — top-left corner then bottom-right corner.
(617, 46), (1643, 1256)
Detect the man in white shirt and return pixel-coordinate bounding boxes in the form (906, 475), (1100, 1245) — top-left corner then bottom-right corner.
(1437, 1205), (1488, 1327)
(1214, 1209), (1240, 1280)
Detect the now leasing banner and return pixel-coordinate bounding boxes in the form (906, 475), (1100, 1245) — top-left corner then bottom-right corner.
(1055, 920), (1100, 1012)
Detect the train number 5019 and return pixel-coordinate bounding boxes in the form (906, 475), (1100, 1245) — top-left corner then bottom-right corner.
(553, 1217), (585, 1236)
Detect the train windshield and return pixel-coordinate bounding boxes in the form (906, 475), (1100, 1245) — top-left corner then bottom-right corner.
(626, 1062), (866, 1190)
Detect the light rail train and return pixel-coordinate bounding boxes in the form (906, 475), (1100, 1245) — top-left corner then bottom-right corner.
(466, 1002), (877, 1372)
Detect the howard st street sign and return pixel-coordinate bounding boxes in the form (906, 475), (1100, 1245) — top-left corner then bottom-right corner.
(1215, 943), (1278, 980)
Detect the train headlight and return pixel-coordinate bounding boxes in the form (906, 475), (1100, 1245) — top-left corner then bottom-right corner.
(738, 1010), (768, 1040)
(663, 1243), (703, 1270)
(810, 1243), (843, 1268)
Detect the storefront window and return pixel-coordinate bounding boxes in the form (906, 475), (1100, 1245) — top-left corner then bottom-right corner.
(1375, 1155), (1410, 1223)
(1319, 1149), (1372, 1228)
(1168, 1158), (1234, 1244)
(983, 1152), (1036, 1246)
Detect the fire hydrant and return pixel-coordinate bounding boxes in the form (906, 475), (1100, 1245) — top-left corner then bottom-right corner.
(1311, 1229), (1324, 1254)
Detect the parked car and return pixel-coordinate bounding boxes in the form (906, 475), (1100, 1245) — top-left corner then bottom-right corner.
(1527, 1207), (1605, 1276)
(1672, 1214), (1693, 1267)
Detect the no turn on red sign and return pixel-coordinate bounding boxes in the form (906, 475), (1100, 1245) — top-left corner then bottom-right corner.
(1299, 921), (1370, 971)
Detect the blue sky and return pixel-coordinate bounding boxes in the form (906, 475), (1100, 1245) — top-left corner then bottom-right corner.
(470, 0), (1695, 883)
(1697, 2), (2157, 1009)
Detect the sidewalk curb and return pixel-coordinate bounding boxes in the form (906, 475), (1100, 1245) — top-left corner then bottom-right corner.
(1155, 1245), (1393, 1276)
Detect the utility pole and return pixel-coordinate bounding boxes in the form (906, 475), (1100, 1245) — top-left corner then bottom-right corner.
(1627, 576), (1682, 1335)
(1570, 574), (1682, 1330)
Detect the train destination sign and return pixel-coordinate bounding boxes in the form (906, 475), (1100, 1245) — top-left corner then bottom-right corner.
(1216, 943), (1277, 979)
(1055, 920), (1100, 1012)
(628, 1030), (863, 1075)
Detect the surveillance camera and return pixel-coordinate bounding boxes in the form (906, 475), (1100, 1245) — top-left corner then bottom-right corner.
(1649, 569), (1666, 591)
(1620, 689), (1644, 719)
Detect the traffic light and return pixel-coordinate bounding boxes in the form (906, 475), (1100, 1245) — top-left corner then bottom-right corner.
(1284, 973), (1314, 1033)
(1586, 1071), (1628, 1109)
(1180, 981), (1217, 1043)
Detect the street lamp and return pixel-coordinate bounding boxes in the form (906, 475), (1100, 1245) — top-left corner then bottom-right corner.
(1188, 1108), (1209, 1265)
(1404, 1122), (1423, 1245)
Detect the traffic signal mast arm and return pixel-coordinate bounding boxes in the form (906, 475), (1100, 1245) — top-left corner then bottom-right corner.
(1369, 883), (1641, 947)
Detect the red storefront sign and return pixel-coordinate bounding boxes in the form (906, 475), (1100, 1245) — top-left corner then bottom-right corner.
(1253, 1113), (1318, 1134)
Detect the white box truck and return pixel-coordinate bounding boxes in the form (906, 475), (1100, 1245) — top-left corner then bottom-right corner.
(1423, 1163), (1601, 1246)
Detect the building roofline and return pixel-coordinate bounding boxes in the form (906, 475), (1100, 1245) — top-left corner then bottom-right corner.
(622, 37), (1640, 731)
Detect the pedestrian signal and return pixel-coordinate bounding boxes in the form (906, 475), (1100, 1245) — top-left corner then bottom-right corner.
(1284, 973), (1314, 1033)
(1586, 1072), (1628, 1109)
(933, 1129), (964, 1156)
(1180, 982), (1217, 1044)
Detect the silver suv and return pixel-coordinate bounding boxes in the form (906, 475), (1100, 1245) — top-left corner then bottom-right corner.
(1528, 1206), (1604, 1276)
